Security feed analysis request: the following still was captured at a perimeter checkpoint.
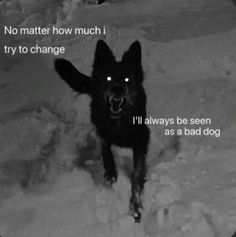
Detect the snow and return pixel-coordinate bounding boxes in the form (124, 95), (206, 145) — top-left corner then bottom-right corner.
(1, 0), (236, 237)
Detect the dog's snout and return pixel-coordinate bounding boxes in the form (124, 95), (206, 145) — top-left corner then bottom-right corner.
(111, 85), (124, 97)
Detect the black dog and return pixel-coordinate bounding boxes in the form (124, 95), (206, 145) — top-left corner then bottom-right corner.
(54, 40), (150, 222)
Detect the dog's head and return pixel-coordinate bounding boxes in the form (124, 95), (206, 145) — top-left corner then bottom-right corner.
(92, 40), (144, 119)
(54, 40), (144, 119)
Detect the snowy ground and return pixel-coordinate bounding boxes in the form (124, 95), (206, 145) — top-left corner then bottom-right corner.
(1, 0), (236, 236)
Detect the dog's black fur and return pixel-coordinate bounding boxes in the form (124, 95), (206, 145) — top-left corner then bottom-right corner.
(54, 40), (150, 222)
(97, 0), (105, 4)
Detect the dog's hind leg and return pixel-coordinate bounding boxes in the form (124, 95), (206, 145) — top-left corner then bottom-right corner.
(101, 141), (117, 186)
(130, 149), (147, 222)
(130, 126), (150, 222)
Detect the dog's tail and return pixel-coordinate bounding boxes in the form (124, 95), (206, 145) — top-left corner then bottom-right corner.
(54, 58), (91, 95)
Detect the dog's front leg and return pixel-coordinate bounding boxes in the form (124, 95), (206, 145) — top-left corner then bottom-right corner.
(102, 141), (117, 185)
(130, 147), (147, 222)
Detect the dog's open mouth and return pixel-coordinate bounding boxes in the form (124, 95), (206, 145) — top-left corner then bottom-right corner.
(108, 96), (125, 118)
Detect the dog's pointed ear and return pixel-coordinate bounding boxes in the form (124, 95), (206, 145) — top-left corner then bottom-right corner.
(122, 41), (142, 68)
(93, 40), (115, 68)
(54, 58), (91, 94)
(122, 41), (144, 83)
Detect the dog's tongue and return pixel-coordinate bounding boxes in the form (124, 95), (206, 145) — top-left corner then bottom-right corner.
(110, 97), (123, 113)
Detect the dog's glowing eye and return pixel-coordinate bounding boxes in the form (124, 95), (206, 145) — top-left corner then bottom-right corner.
(124, 77), (129, 82)
(106, 76), (112, 81)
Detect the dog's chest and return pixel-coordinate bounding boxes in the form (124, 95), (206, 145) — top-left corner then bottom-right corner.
(96, 118), (133, 147)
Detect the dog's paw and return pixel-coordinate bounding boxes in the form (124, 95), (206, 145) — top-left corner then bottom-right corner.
(129, 197), (143, 223)
(104, 170), (117, 186)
